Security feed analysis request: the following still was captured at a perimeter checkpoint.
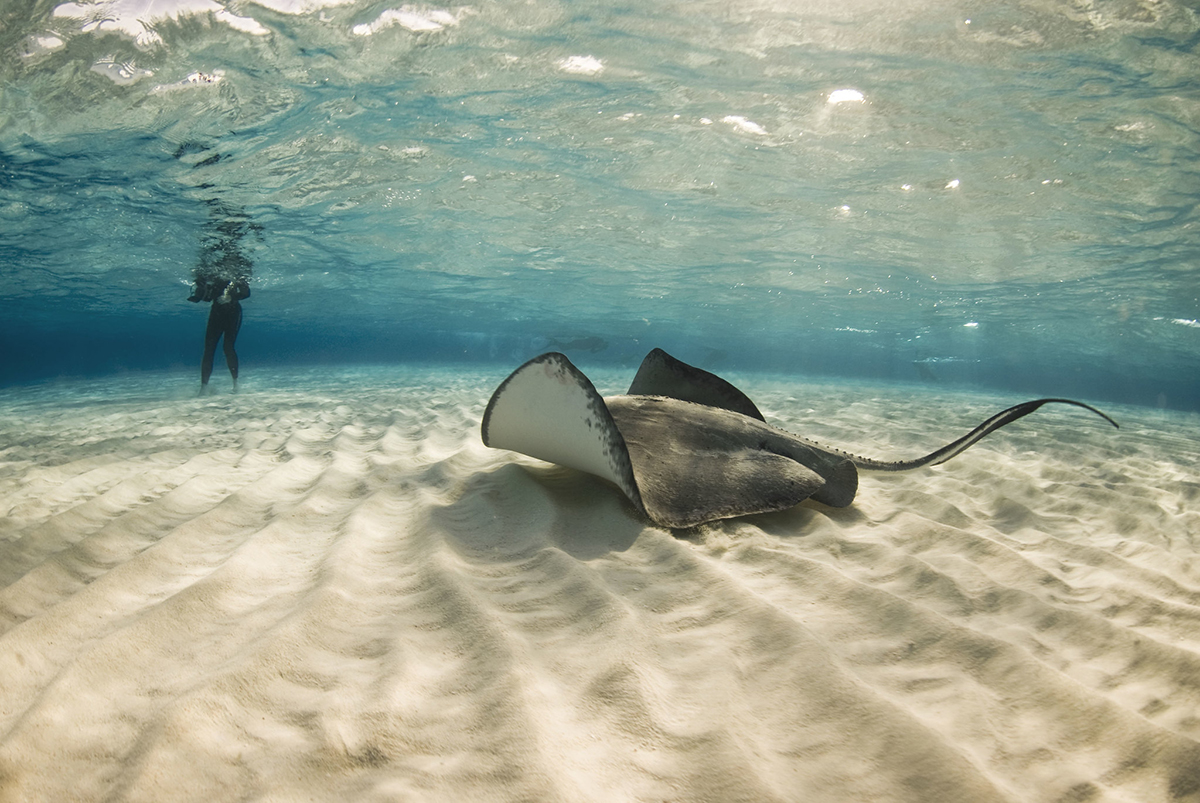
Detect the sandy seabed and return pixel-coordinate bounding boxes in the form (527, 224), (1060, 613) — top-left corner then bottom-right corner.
(1, 365), (1198, 803)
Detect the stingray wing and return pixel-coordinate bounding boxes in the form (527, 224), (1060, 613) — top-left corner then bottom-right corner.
(482, 352), (644, 513)
(605, 396), (827, 528)
(628, 348), (766, 421)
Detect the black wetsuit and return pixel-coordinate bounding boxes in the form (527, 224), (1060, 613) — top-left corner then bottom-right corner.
(192, 278), (250, 387)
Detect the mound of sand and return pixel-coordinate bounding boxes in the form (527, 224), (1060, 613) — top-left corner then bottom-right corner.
(1, 366), (1198, 802)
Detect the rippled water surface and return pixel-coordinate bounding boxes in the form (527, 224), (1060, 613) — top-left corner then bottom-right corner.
(1, 0), (1198, 406)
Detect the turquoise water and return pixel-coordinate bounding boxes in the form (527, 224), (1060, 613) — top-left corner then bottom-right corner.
(1, 0), (1197, 408)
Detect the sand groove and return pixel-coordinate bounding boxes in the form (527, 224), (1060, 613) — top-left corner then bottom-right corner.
(1, 369), (1198, 802)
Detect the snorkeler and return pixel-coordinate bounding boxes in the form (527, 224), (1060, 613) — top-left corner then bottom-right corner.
(191, 276), (250, 393)
(177, 141), (261, 394)
(186, 194), (257, 394)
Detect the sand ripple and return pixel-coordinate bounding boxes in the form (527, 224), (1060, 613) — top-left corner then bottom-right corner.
(1, 368), (1198, 802)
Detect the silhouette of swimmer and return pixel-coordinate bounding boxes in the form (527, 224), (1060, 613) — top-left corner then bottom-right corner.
(187, 214), (256, 394)
(177, 142), (259, 394)
(189, 276), (250, 393)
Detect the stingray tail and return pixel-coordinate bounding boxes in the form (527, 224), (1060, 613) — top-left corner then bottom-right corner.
(849, 398), (1119, 472)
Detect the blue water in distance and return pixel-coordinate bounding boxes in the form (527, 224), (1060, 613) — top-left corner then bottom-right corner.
(1, 0), (1197, 408)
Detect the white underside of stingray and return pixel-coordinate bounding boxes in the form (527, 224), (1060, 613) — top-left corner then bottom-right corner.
(481, 349), (1119, 529)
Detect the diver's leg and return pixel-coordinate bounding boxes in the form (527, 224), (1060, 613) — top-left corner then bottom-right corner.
(201, 309), (222, 394)
(223, 304), (242, 390)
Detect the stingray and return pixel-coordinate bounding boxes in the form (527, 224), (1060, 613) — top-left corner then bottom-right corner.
(481, 349), (1119, 528)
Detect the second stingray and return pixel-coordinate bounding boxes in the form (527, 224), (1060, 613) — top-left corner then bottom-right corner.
(481, 348), (1119, 528)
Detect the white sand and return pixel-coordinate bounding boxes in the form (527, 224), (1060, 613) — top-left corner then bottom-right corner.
(1, 366), (1198, 803)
